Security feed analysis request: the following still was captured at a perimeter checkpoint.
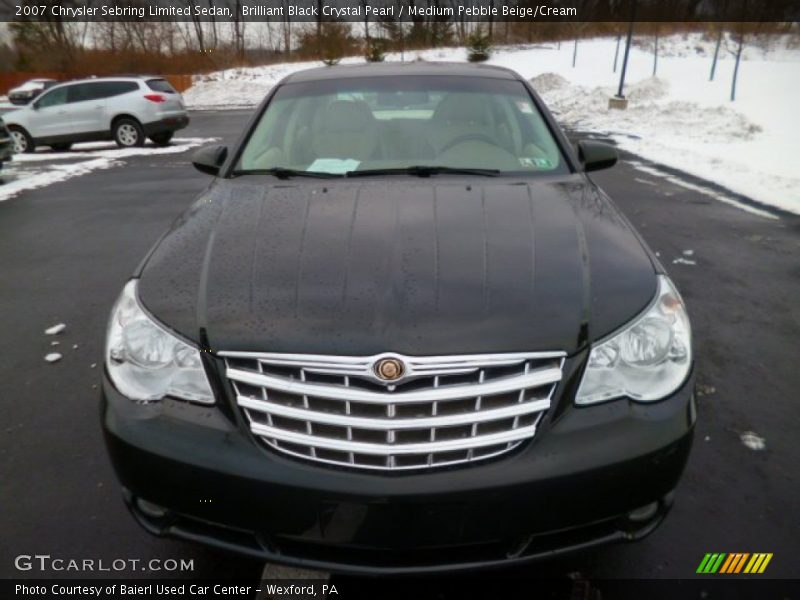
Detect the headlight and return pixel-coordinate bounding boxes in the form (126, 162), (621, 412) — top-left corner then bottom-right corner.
(576, 275), (691, 405)
(105, 280), (214, 404)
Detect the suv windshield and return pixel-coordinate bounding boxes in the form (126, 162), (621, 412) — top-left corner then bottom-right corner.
(236, 75), (568, 176)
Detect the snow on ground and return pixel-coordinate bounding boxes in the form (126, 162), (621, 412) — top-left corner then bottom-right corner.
(0, 137), (214, 203)
(630, 160), (778, 220)
(184, 33), (799, 215)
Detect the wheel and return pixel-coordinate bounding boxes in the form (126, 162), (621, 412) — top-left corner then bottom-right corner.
(8, 126), (35, 154)
(149, 132), (173, 146)
(113, 118), (145, 148)
(51, 143), (72, 152)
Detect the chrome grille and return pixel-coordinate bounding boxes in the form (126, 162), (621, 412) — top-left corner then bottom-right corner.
(221, 351), (565, 471)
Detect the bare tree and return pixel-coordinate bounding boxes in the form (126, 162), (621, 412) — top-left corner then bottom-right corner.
(186, 0), (207, 53)
(281, 0), (292, 56)
(361, 0), (371, 43)
(7, 4), (84, 71)
(230, 0), (246, 60)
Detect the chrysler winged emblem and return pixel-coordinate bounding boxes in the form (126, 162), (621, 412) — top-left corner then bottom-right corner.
(373, 357), (405, 382)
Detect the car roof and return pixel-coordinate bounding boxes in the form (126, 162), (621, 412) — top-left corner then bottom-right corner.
(47, 75), (162, 87)
(283, 62), (522, 83)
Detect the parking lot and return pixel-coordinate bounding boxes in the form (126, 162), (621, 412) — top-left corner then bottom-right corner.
(1, 109), (798, 587)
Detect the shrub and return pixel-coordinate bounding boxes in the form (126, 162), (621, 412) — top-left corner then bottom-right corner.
(467, 27), (492, 62)
(298, 22), (357, 66)
(364, 39), (387, 63)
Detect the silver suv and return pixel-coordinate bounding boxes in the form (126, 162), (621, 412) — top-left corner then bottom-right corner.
(4, 76), (189, 153)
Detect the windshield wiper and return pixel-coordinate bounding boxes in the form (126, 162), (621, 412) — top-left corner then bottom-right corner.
(346, 166), (500, 178)
(232, 168), (343, 180)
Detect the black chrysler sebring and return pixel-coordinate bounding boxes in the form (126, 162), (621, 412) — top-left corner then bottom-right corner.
(102, 63), (694, 573)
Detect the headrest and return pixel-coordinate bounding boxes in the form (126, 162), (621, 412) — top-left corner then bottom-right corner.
(432, 94), (490, 125)
(316, 100), (374, 132)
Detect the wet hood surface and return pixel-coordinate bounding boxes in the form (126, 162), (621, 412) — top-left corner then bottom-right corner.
(138, 176), (657, 356)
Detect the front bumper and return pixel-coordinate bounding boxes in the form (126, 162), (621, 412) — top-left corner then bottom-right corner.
(101, 362), (695, 575)
(0, 137), (14, 162)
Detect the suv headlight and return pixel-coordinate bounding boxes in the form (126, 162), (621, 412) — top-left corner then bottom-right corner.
(105, 280), (214, 404)
(576, 275), (691, 405)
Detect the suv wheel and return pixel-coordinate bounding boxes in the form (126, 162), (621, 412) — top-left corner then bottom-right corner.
(51, 143), (72, 152)
(149, 132), (173, 147)
(9, 126), (35, 154)
(113, 118), (145, 148)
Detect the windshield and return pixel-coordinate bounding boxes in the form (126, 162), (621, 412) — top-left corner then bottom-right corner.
(235, 75), (568, 176)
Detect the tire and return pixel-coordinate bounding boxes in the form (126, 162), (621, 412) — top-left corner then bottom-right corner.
(149, 132), (173, 146)
(113, 118), (145, 148)
(51, 143), (72, 152)
(8, 126), (35, 154)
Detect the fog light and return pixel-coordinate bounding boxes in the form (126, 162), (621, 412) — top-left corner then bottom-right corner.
(136, 498), (168, 518)
(627, 502), (659, 523)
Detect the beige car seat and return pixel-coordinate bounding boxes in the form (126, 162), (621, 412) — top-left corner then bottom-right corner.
(311, 100), (380, 161)
(428, 93), (499, 155)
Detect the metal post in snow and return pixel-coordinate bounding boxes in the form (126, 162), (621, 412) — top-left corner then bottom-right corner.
(572, 38), (578, 67)
(613, 35), (621, 72)
(731, 30), (744, 101)
(731, 0), (747, 101)
(616, 1), (636, 99)
(653, 28), (659, 76)
(710, 29), (722, 81)
(710, 0), (729, 81)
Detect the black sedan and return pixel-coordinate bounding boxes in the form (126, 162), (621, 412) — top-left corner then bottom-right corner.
(7, 78), (57, 105)
(101, 63), (694, 574)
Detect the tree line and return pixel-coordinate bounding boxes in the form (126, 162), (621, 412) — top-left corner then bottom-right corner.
(0, 0), (796, 75)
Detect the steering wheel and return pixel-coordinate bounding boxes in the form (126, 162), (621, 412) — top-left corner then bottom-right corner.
(438, 133), (499, 154)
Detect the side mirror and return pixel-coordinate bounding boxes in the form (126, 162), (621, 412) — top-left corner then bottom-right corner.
(192, 144), (228, 176)
(577, 140), (618, 172)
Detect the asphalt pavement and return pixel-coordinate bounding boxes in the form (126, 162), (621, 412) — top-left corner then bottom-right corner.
(1, 110), (797, 589)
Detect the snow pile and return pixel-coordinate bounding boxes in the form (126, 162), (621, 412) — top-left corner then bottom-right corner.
(526, 72), (569, 94)
(528, 69), (795, 214)
(183, 35), (800, 215)
(531, 73), (761, 144)
(626, 76), (669, 102)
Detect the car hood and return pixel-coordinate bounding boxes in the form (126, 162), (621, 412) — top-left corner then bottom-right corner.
(138, 176), (657, 356)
